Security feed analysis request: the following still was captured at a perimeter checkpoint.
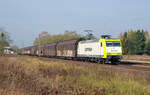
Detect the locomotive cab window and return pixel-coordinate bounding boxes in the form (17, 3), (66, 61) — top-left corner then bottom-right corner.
(113, 41), (121, 46)
(106, 42), (113, 47)
(106, 41), (120, 47)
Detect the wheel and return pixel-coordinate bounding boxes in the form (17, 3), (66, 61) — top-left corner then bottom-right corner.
(98, 59), (106, 64)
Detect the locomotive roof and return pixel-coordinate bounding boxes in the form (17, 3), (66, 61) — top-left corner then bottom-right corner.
(58, 38), (84, 42)
(80, 39), (99, 43)
(80, 38), (120, 44)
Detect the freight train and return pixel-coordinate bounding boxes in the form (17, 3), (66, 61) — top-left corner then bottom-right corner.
(19, 35), (122, 64)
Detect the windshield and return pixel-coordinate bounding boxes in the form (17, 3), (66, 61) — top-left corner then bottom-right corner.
(106, 41), (120, 47)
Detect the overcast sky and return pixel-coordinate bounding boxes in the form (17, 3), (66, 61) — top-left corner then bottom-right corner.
(0, 0), (150, 47)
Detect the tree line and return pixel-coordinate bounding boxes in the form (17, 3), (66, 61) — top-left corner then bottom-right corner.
(0, 28), (11, 52)
(0, 27), (150, 55)
(35, 29), (150, 55)
(0, 28), (18, 54)
(33, 30), (96, 45)
(119, 29), (150, 55)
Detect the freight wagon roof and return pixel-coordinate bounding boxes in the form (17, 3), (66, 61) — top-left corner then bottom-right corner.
(57, 38), (84, 45)
(20, 45), (37, 50)
(44, 42), (57, 46)
(38, 42), (57, 47)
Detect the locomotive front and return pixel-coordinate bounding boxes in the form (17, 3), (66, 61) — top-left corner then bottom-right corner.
(100, 38), (122, 63)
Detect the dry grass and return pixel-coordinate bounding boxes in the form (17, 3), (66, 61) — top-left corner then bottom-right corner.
(0, 56), (150, 95)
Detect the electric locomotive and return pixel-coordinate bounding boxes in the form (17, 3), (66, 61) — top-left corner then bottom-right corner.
(77, 35), (122, 64)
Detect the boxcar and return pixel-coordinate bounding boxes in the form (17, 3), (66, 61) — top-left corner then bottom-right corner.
(43, 43), (57, 57)
(56, 39), (83, 58)
(20, 46), (32, 55)
(36, 44), (45, 56)
(30, 46), (38, 56)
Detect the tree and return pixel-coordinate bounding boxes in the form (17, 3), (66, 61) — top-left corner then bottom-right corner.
(135, 30), (146, 54)
(11, 45), (19, 52)
(120, 29), (147, 55)
(83, 30), (97, 40)
(34, 31), (81, 45)
(145, 39), (150, 55)
(145, 30), (149, 42)
(0, 28), (12, 52)
(34, 31), (52, 45)
(84, 33), (97, 40)
(119, 32), (128, 54)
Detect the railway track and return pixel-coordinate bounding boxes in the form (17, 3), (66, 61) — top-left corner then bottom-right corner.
(35, 56), (150, 75)
(4, 55), (150, 75)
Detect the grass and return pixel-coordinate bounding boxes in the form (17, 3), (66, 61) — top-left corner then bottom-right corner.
(0, 56), (150, 95)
